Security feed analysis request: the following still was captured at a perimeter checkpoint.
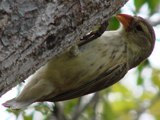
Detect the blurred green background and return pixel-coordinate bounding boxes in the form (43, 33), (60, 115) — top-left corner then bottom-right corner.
(2, 0), (160, 120)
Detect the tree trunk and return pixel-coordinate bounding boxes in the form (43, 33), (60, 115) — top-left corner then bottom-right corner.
(0, 0), (128, 97)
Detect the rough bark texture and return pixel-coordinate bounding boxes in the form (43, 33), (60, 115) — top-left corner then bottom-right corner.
(0, 0), (128, 97)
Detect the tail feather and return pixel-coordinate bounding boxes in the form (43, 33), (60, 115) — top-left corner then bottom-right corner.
(2, 98), (32, 110)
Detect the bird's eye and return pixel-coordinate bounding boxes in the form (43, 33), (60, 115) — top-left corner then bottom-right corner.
(136, 25), (143, 31)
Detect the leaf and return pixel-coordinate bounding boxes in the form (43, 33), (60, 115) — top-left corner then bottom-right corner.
(23, 113), (34, 120)
(137, 59), (149, 72)
(136, 60), (149, 85)
(152, 69), (160, 88)
(64, 98), (79, 115)
(111, 83), (129, 94)
(6, 109), (22, 117)
(147, 0), (159, 14)
(102, 98), (117, 120)
(34, 103), (52, 115)
(111, 99), (136, 114)
(140, 91), (154, 100)
(108, 16), (120, 30)
(137, 74), (143, 85)
(134, 0), (146, 12)
(149, 97), (160, 116)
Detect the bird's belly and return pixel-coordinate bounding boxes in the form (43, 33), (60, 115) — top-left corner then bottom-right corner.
(42, 38), (127, 93)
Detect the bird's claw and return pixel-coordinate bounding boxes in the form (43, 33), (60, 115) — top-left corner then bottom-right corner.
(79, 20), (109, 47)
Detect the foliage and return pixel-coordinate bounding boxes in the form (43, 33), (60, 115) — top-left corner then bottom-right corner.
(5, 0), (160, 120)
(134, 0), (159, 15)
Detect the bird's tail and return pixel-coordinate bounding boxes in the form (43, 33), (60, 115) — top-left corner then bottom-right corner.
(2, 98), (31, 110)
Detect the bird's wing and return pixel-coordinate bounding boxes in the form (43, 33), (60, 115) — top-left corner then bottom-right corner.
(49, 62), (127, 102)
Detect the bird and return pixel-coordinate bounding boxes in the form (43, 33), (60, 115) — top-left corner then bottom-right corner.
(3, 14), (155, 110)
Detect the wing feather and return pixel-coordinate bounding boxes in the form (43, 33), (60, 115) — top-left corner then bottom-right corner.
(47, 62), (127, 102)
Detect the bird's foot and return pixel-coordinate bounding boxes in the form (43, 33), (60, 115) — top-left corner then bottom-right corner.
(68, 45), (79, 57)
(78, 20), (109, 47)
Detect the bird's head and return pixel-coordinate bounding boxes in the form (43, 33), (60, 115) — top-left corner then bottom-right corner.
(116, 14), (155, 69)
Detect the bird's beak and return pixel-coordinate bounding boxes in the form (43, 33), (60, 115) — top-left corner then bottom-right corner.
(116, 14), (134, 30)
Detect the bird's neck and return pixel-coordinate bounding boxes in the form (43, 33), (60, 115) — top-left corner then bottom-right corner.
(116, 26), (142, 69)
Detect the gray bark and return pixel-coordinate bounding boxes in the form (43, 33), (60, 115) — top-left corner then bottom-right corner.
(0, 0), (128, 97)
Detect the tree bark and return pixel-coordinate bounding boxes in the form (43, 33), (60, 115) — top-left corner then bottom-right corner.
(0, 0), (128, 97)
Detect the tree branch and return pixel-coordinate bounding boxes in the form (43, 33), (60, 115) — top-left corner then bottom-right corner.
(0, 0), (128, 97)
(72, 92), (99, 120)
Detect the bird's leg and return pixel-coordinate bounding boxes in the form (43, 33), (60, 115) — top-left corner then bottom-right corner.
(68, 45), (79, 57)
(78, 20), (109, 47)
